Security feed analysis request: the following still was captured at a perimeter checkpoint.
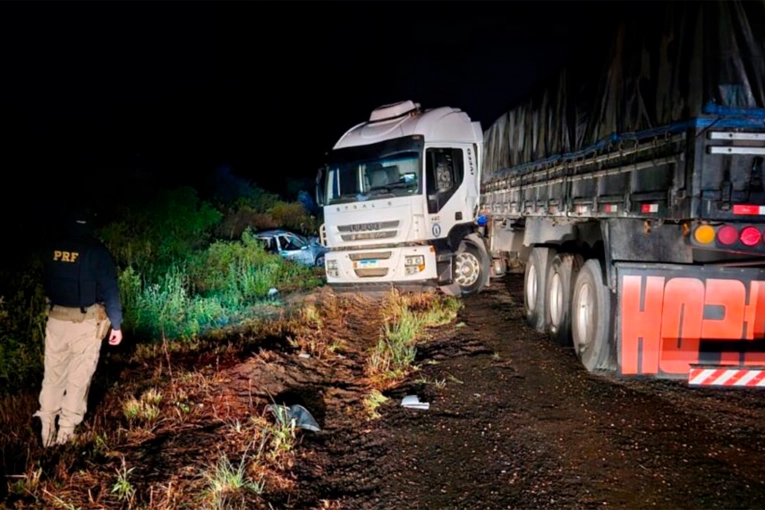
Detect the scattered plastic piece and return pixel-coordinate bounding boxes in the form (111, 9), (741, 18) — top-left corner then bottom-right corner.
(265, 404), (321, 431)
(267, 288), (279, 297)
(299, 352), (311, 359)
(401, 395), (430, 410)
(288, 404), (321, 431)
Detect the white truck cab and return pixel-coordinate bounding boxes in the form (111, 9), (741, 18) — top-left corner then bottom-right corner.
(315, 100), (491, 295)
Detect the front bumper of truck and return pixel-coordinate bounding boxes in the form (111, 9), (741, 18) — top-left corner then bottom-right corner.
(324, 245), (439, 288)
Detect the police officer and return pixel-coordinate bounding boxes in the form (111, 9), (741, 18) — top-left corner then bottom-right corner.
(34, 210), (123, 447)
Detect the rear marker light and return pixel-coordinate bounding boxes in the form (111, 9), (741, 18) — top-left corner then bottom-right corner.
(693, 225), (715, 244)
(739, 226), (761, 246)
(717, 225), (738, 245)
(641, 203), (659, 213)
(733, 205), (765, 215)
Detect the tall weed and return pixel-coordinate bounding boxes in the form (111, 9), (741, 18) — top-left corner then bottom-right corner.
(0, 258), (47, 395)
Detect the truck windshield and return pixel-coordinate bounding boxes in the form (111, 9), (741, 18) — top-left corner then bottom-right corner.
(324, 136), (424, 205)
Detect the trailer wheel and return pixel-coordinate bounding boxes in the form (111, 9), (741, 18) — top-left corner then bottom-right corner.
(571, 258), (616, 372)
(545, 253), (583, 348)
(524, 247), (553, 331)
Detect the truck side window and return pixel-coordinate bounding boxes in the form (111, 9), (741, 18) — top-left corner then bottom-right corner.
(426, 148), (464, 214)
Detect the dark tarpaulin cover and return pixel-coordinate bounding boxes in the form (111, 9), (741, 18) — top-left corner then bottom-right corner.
(482, 0), (765, 181)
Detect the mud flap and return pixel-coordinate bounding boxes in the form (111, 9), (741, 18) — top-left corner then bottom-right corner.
(615, 262), (765, 381)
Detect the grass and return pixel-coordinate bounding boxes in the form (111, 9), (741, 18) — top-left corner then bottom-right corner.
(366, 289), (462, 390)
(202, 446), (266, 510)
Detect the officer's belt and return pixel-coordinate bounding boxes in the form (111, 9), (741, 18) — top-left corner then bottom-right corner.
(48, 303), (104, 323)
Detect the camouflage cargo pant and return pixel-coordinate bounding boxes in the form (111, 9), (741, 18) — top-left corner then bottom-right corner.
(34, 304), (108, 446)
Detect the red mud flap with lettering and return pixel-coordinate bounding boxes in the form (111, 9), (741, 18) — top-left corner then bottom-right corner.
(615, 262), (765, 382)
(688, 365), (765, 387)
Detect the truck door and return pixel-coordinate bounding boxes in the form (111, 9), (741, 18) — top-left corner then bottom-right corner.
(425, 146), (468, 239)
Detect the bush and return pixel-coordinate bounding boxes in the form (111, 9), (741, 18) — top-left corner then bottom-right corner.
(269, 201), (318, 236)
(0, 258), (47, 396)
(215, 197), (320, 240)
(100, 186), (222, 273)
(119, 229), (323, 341)
(119, 264), (228, 339)
(215, 205), (278, 240)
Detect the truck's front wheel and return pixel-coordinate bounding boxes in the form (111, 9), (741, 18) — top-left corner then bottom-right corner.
(571, 258), (616, 372)
(452, 241), (483, 295)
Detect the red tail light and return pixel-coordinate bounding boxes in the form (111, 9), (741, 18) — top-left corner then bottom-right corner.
(717, 225), (738, 245)
(739, 226), (762, 246)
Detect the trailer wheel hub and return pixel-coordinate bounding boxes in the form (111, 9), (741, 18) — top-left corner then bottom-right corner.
(549, 272), (563, 331)
(575, 281), (594, 353)
(526, 265), (537, 313)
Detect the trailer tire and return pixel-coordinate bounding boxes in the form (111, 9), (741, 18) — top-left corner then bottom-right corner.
(571, 258), (616, 373)
(524, 247), (554, 331)
(545, 253), (583, 348)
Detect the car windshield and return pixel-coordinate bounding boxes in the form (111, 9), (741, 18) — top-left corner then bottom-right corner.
(324, 136), (423, 205)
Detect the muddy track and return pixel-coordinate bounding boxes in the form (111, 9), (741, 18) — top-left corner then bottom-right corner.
(290, 274), (765, 509)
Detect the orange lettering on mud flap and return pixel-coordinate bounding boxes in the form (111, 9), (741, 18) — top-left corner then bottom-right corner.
(702, 279), (746, 366)
(620, 275), (665, 375)
(744, 281), (765, 340)
(742, 281), (765, 365)
(621, 274), (765, 376)
(659, 278), (704, 375)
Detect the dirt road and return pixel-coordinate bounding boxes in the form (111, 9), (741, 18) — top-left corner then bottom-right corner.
(292, 274), (765, 509)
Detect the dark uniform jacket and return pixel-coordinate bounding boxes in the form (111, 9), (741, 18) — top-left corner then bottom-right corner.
(43, 224), (123, 330)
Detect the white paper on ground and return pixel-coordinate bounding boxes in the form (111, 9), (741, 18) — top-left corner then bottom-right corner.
(401, 395), (430, 410)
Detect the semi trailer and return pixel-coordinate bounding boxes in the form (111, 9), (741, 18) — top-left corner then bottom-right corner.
(315, 0), (765, 384)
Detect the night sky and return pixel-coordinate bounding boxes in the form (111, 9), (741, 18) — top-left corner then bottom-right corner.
(0, 1), (632, 212)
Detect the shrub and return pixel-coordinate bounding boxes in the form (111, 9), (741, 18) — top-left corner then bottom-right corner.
(269, 201), (318, 236)
(215, 205), (278, 240)
(100, 186), (222, 273)
(0, 258), (47, 396)
(119, 230), (322, 341)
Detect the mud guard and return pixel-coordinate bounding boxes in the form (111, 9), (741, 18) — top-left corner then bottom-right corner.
(615, 262), (765, 381)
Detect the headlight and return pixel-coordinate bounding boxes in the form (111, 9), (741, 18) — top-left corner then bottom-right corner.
(405, 255), (425, 266)
(404, 255), (425, 275)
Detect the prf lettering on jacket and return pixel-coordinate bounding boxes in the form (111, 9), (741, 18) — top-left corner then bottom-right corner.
(53, 250), (79, 263)
(621, 275), (765, 376)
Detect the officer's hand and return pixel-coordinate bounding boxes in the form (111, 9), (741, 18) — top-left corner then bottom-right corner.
(109, 329), (123, 346)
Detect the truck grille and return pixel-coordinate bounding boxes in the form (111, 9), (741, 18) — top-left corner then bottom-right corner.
(337, 220), (399, 242)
